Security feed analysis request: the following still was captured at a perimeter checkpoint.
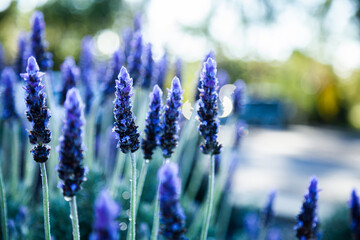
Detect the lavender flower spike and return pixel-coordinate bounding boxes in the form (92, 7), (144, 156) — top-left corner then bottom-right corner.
(295, 177), (319, 240)
(350, 189), (360, 239)
(262, 190), (276, 227)
(197, 57), (221, 155)
(30, 11), (53, 71)
(127, 31), (143, 85)
(141, 43), (154, 88)
(60, 57), (79, 105)
(158, 162), (187, 240)
(142, 85), (163, 159)
(80, 36), (94, 114)
(160, 77), (183, 159)
(21, 56), (51, 163)
(153, 52), (168, 89)
(1, 68), (18, 120)
(195, 51), (215, 101)
(57, 88), (87, 197)
(90, 190), (121, 240)
(113, 67), (140, 153)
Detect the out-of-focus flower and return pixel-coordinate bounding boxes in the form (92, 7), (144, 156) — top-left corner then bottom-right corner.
(153, 52), (168, 89)
(122, 28), (133, 66)
(1, 67), (18, 120)
(158, 162), (187, 240)
(160, 77), (183, 159)
(21, 57), (51, 163)
(244, 212), (260, 240)
(80, 36), (94, 114)
(175, 58), (182, 82)
(197, 57), (221, 155)
(60, 57), (79, 105)
(217, 69), (230, 87)
(101, 49), (123, 103)
(233, 79), (247, 115)
(262, 191), (276, 227)
(142, 85), (163, 160)
(15, 33), (29, 76)
(233, 120), (248, 148)
(127, 31), (143, 86)
(89, 190), (121, 240)
(350, 189), (360, 239)
(57, 88), (87, 197)
(267, 228), (282, 240)
(141, 43), (154, 89)
(113, 67), (140, 153)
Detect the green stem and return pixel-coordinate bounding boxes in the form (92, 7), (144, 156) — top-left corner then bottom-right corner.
(40, 163), (51, 240)
(136, 160), (149, 214)
(200, 154), (215, 240)
(11, 122), (19, 196)
(0, 166), (8, 240)
(129, 152), (137, 240)
(69, 196), (80, 240)
(110, 151), (126, 196)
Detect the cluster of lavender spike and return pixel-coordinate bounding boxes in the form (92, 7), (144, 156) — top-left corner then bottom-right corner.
(158, 162), (187, 239)
(160, 77), (183, 159)
(21, 57), (51, 163)
(112, 67), (140, 153)
(197, 57), (222, 155)
(57, 88), (87, 197)
(142, 85), (163, 159)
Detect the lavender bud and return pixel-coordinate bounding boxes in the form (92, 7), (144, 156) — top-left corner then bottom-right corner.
(233, 79), (247, 115)
(295, 177), (319, 240)
(153, 52), (168, 89)
(30, 11), (53, 71)
(15, 32), (29, 76)
(197, 57), (222, 155)
(262, 191), (276, 227)
(142, 85), (163, 160)
(21, 57), (51, 163)
(127, 31), (143, 85)
(57, 88), (87, 197)
(158, 162), (187, 240)
(60, 57), (79, 105)
(1, 67), (18, 120)
(80, 36), (94, 114)
(101, 49), (123, 103)
(160, 77), (183, 159)
(112, 67), (140, 153)
(350, 189), (360, 239)
(89, 190), (121, 240)
(195, 51), (215, 101)
(175, 58), (182, 82)
(141, 43), (154, 88)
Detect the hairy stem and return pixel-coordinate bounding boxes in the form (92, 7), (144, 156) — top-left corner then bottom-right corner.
(129, 152), (137, 240)
(40, 162), (51, 240)
(69, 196), (80, 240)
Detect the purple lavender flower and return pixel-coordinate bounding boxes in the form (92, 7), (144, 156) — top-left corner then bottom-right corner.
(262, 191), (276, 227)
(101, 49), (123, 103)
(89, 190), (121, 240)
(141, 43), (154, 88)
(160, 77), (183, 159)
(142, 85), (163, 160)
(197, 57), (221, 155)
(175, 58), (182, 82)
(233, 79), (247, 115)
(217, 69), (230, 87)
(127, 31), (143, 85)
(1, 67), (18, 120)
(21, 56), (51, 163)
(158, 162), (187, 240)
(122, 28), (133, 66)
(57, 88), (87, 197)
(195, 51), (215, 101)
(30, 11), (53, 71)
(60, 57), (79, 105)
(350, 189), (360, 239)
(133, 13), (142, 32)
(113, 67), (140, 153)
(15, 33), (29, 76)
(295, 177), (319, 240)
(80, 36), (94, 114)
(153, 52), (168, 89)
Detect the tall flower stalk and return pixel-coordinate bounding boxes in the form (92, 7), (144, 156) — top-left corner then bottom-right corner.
(295, 177), (319, 240)
(113, 67), (140, 240)
(21, 56), (52, 240)
(57, 88), (87, 240)
(197, 57), (221, 240)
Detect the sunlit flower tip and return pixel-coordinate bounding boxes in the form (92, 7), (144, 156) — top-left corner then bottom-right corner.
(142, 84), (163, 159)
(160, 76), (184, 159)
(26, 56), (40, 75)
(141, 43), (154, 88)
(1, 67), (18, 120)
(262, 190), (276, 227)
(197, 57), (222, 155)
(113, 66), (140, 153)
(60, 57), (79, 105)
(233, 79), (247, 114)
(128, 31), (143, 85)
(350, 189), (360, 238)
(90, 190), (121, 240)
(158, 162), (187, 239)
(295, 177), (319, 240)
(57, 88), (87, 197)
